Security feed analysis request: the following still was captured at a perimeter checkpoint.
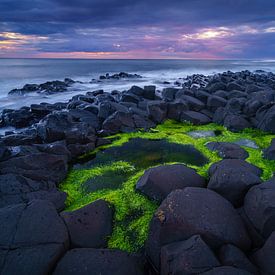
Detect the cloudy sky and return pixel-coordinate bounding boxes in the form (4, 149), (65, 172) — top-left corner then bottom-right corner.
(0, 0), (275, 59)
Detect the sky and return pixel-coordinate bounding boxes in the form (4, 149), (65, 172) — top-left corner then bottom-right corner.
(0, 0), (275, 59)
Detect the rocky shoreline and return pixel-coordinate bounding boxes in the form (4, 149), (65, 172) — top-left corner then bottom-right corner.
(0, 70), (275, 274)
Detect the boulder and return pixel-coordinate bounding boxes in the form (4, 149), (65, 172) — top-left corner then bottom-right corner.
(208, 161), (261, 207)
(61, 200), (113, 248)
(227, 82), (245, 92)
(252, 231), (275, 274)
(257, 104), (275, 133)
(161, 235), (220, 275)
(223, 114), (251, 132)
(0, 200), (69, 274)
(206, 82), (227, 93)
(53, 248), (145, 275)
(146, 188), (251, 269)
(143, 85), (156, 100)
(0, 244), (66, 275)
(0, 173), (66, 210)
(181, 95), (205, 111)
(219, 244), (258, 274)
(206, 142), (249, 160)
(121, 93), (140, 104)
(147, 101), (168, 123)
(136, 164), (205, 202)
(0, 152), (68, 185)
(243, 177), (275, 239)
(162, 88), (179, 101)
(208, 159), (262, 178)
(167, 101), (188, 121)
(207, 95), (227, 111)
(180, 111), (211, 125)
(102, 111), (135, 134)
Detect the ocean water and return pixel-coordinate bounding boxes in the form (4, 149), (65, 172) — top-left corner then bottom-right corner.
(0, 58), (275, 110)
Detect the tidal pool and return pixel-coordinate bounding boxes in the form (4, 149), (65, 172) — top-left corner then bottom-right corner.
(76, 137), (208, 193)
(60, 120), (275, 252)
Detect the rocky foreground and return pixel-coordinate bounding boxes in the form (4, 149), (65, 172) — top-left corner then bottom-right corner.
(0, 70), (275, 274)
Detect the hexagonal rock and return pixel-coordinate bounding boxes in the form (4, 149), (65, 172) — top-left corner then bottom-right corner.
(53, 248), (145, 275)
(207, 161), (262, 207)
(146, 188), (251, 270)
(180, 111), (211, 125)
(136, 164), (205, 202)
(61, 199), (113, 248)
(252, 231), (275, 274)
(243, 177), (275, 239)
(206, 142), (249, 160)
(218, 244), (258, 274)
(0, 244), (65, 275)
(160, 235), (220, 275)
(208, 159), (262, 177)
(0, 200), (69, 274)
(201, 266), (252, 274)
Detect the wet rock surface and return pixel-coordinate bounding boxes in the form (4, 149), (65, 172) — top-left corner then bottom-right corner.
(1, 70), (275, 274)
(136, 164), (205, 202)
(61, 200), (113, 248)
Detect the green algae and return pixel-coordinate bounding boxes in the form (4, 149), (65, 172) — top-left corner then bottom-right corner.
(60, 120), (275, 252)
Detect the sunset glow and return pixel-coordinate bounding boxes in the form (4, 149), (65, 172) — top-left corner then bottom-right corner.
(0, 1), (275, 59)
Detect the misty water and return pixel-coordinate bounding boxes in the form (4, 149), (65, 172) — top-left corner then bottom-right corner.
(1, 58), (275, 111)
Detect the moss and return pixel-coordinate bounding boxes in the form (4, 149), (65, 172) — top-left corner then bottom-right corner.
(60, 120), (275, 252)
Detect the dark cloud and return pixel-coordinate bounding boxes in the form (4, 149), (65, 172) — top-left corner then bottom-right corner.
(0, 0), (275, 58)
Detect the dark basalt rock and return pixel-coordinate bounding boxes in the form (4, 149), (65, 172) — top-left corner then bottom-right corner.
(180, 111), (211, 125)
(243, 177), (275, 239)
(147, 101), (168, 123)
(0, 244), (66, 275)
(0, 133), (40, 146)
(201, 266), (252, 274)
(257, 103), (275, 133)
(98, 101), (128, 120)
(181, 95), (205, 111)
(0, 200), (69, 274)
(120, 92), (140, 104)
(0, 145), (10, 161)
(136, 164), (205, 202)
(227, 82), (245, 92)
(36, 112), (96, 145)
(0, 151), (68, 184)
(219, 244), (258, 274)
(102, 111), (135, 134)
(252, 231), (275, 274)
(206, 142), (249, 160)
(61, 200), (113, 248)
(223, 114), (251, 132)
(207, 161), (261, 207)
(162, 88), (180, 101)
(206, 82), (227, 93)
(160, 235), (220, 275)
(167, 100), (189, 120)
(1, 108), (36, 128)
(146, 188), (251, 270)
(99, 72), (142, 80)
(53, 248), (145, 275)
(143, 85), (156, 100)
(207, 95), (227, 111)
(0, 173), (66, 210)
(208, 159), (262, 178)
(263, 138), (275, 160)
(9, 79), (72, 96)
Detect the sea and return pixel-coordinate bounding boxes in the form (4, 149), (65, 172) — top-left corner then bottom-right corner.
(0, 59), (275, 111)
